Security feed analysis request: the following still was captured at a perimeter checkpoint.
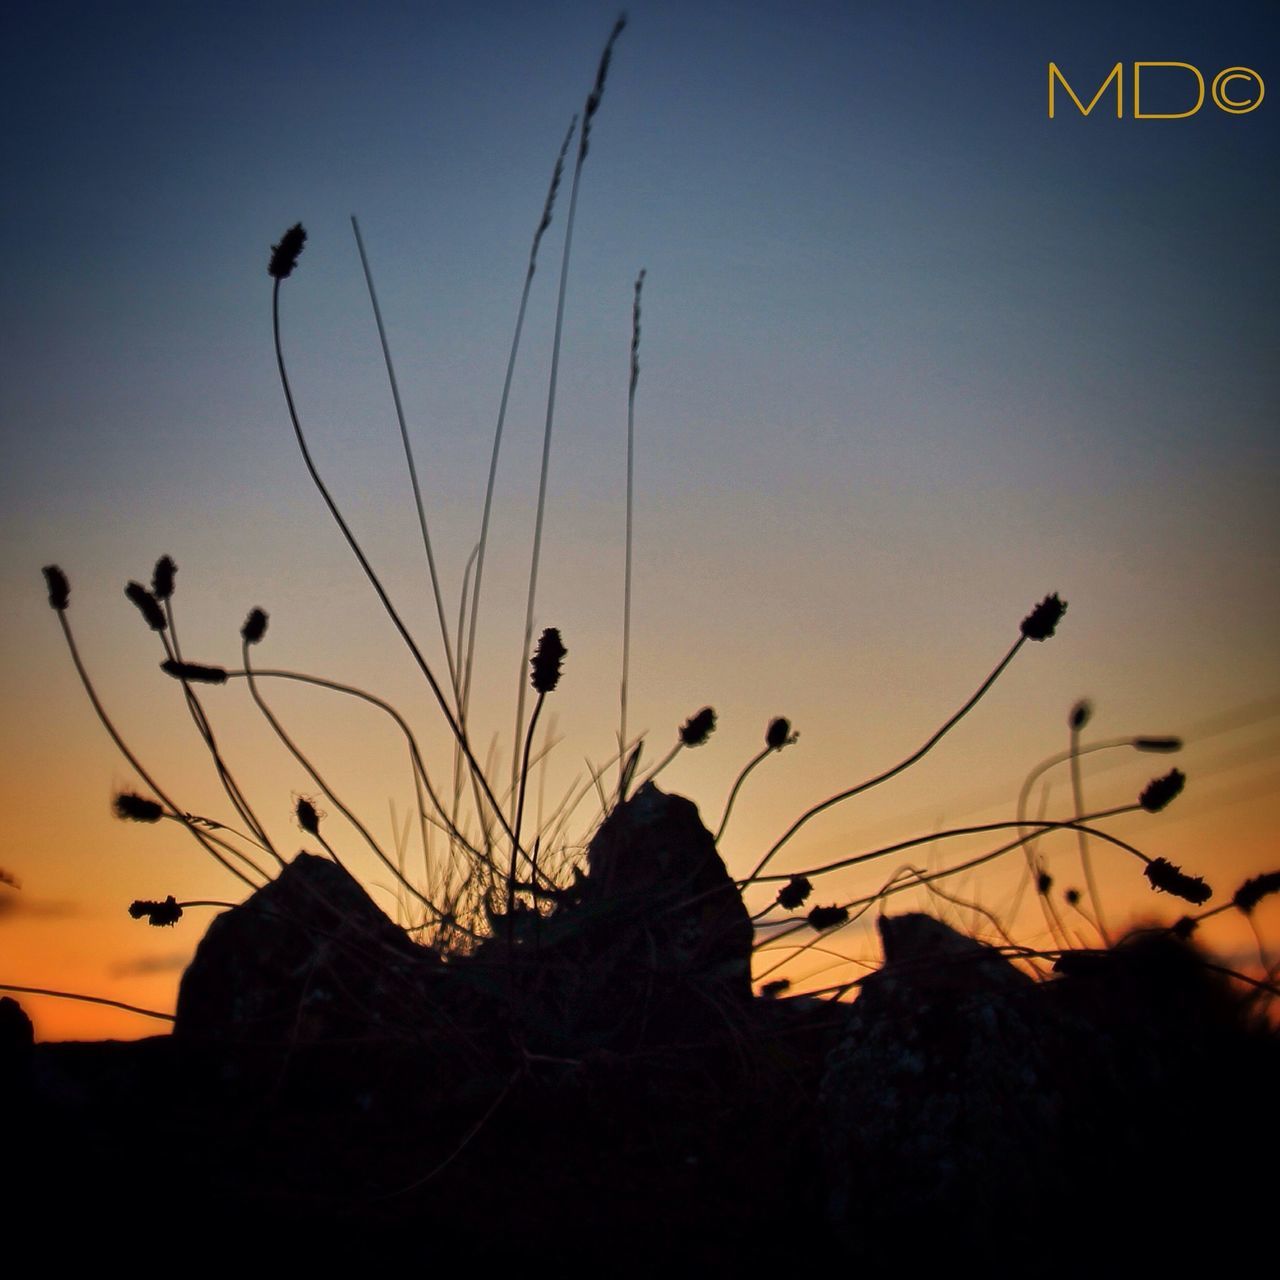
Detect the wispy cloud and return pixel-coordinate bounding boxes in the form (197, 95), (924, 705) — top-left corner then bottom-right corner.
(109, 952), (189, 977)
(0, 889), (78, 921)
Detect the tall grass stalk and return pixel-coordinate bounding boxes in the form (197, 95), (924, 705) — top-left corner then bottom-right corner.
(619, 267), (644, 789)
(511, 15), (627, 811)
(351, 214), (459, 701)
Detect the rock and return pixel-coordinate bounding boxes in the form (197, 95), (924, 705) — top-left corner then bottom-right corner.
(819, 913), (1061, 1256)
(503, 783), (754, 1052)
(0, 995), (34, 1093)
(819, 914), (1278, 1263)
(174, 851), (441, 1045)
(574, 782), (752, 991)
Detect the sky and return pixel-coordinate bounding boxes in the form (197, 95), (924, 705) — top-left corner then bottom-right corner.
(2, 0), (1277, 1039)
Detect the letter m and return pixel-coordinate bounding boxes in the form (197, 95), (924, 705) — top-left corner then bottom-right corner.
(1048, 62), (1123, 118)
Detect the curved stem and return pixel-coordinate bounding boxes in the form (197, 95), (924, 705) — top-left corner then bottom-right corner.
(272, 280), (528, 871)
(54, 612), (260, 889)
(351, 214), (458, 700)
(745, 635), (1027, 884)
(715, 747), (770, 843)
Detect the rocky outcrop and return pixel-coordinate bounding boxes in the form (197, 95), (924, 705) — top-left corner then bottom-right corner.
(174, 851), (442, 1045)
(819, 913), (1275, 1262)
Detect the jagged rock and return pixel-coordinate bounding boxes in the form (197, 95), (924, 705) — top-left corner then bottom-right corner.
(174, 851), (441, 1045)
(574, 782), (752, 990)
(501, 783), (754, 1051)
(819, 913), (1062, 1255)
(820, 914), (1277, 1262)
(1, 995), (34, 1093)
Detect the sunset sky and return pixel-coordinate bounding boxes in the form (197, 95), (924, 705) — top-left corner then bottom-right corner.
(3, 0), (1276, 1039)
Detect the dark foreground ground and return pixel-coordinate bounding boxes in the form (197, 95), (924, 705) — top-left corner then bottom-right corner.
(7, 799), (1276, 1268)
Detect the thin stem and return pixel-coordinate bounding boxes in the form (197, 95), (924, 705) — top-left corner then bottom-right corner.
(620, 268), (645, 786)
(748, 807), (1142, 885)
(240, 640), (447, 920)
(225, 666), (488, 870)
(751, 813), (1150, 953)
(744, 635), (1028, 885)
(161, 605), (282, 866)
(271, 279), (530, 870)
(0, 982), (174, 1023)
(715, 746), (771, 843)
(1070, 722), (1110, 943)
(54, 611), (260, 889)
(512, 19), (625, 809)
(462, 117), (576, 722)
(351, 214), (459, 700)
(509, 690), (547, 926)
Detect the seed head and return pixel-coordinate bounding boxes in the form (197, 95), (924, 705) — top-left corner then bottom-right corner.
(1144, 857), (1211, 905)
(296, 796), (321, 835)
(777, 876), (813, 910)
(42, 565), (70, 611)
(114, 792), (164, 823)
(268, 223), (307, 280)
(1171, 915), (1199, 940)
(680, 707), (716, 747)
(128, 896), (182, 927)
(807, 903), (850, 932)
(766, 717), (797, 751)
(1133, 737), (1182, 754)
(1036, 870), (1053, 896)
(125, 581), (167, 632)
(151, 555), (177, 601)
(1069, 699), (1092, 731)
(1232, 870), (1280, 916)
(160, 658), (228, 685)
(1139, 768), (1185, 813)
(241, 608), (268, 645)
(530, 627), (567, 694)
(1020, 593), (1067, 641)
(1064, 888), (1081, 908)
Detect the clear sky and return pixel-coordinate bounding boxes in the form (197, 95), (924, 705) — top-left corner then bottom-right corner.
(3, 0), (1277, 1038)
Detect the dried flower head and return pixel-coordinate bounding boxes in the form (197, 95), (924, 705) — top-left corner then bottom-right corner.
(160, 659), (228, 685)
(1133, 736), (1182, 754)
(295, 796), (321, 836)
(125, 581), (167, 632)
(1020, 593), (1067, 641)
(128, 896), (182, 927)
(1037, 870), (1053, 896)
(530, 627), (567, 693)
(268, 223), (307, 280)
(578, 14), (627, 160)
(1144, 857), (1212, 905)
(766, 717), (798, 751)
(114, 792), (164, 823)
(680, 706), (716, 747)
(1232, 870), (1280, 916)
(1171, 915), (1199, 940)
(777, 876), (813, 910)
(1139, 768), (1185, 813)
(42, 565), (70, 611)
(1069, 699), (1092, 731)
(808, 904), (850, 931)
(241, 608), (268, 645)
(1064, 888), (1082, 908)
(151, 555), (177, 601)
